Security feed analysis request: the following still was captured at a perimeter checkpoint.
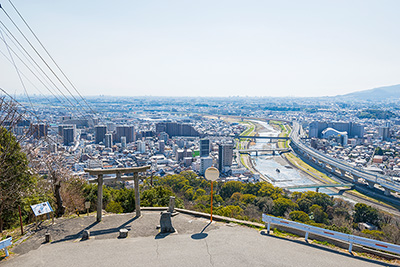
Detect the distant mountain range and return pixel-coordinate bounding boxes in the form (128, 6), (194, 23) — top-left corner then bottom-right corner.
(337, 84), (400, 100)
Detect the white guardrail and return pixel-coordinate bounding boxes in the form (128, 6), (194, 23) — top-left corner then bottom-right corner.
(262, 214), (400, 255)
(0, 237), (12, 257)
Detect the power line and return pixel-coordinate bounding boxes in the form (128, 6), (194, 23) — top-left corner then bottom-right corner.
(0, 29), (82, 114)
(0, 87), (59, 145)
(0, 19), (89, 119)
(0, 26), (34, 111)
(1, 6), (96, 118)
(0, 46), (69, 109)
(6, 0), (100, 119)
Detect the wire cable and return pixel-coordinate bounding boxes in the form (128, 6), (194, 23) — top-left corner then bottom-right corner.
(6, 0), (100, 119)
(0, 26), (34, 111)
(1, 6), (95, 117)
(0, 19), (89, 119)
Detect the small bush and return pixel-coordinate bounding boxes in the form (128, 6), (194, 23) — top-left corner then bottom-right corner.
(105, 201), (123, 214)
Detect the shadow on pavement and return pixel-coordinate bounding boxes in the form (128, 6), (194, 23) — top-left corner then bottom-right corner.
(191, 221), (211, 240)
(260, 231), (397, 267)
(51, 216), (139, 244)
(155, 232), (173, 239)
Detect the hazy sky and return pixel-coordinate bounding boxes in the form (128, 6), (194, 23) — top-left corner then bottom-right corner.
(0, 0), (400, 97)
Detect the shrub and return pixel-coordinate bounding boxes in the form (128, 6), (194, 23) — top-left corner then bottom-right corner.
(105, 201), (123, 214)
(272, 197), (298, 217)
(289, 210), (310, 223)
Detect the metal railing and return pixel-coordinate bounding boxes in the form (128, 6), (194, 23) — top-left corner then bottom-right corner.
(262, 214), (400, 255)
(0, 237), (12, 258)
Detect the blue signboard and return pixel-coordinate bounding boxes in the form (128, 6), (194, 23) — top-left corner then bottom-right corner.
(31, 201), (53, 216)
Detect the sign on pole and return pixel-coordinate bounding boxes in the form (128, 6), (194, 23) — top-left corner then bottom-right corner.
(30, 201), (53, 217)
(85, 201), (91, 216)
(205, 167), (219, 222)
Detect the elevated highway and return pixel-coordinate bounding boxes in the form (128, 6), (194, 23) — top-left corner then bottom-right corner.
(290, 122), (400, 195)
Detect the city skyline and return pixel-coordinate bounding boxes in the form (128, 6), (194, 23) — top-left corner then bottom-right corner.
(1, 1), (400, 98)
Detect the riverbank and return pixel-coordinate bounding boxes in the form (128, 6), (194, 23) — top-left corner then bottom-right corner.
(236, 121), (269, 181)
(248, 120), (330, 186)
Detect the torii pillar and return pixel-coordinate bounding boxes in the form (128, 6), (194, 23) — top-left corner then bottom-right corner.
(84, 166), (150, 222)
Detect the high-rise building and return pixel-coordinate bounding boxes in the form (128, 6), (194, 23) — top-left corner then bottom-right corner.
(200, 139), (210, 157)
(159, 132), (169, 142)
(58, 124), (76, 146)
(63, 127), (75, 146)
(105, 133), (113, 148)
(95, 125), (107, 144)
(218, 143), (234, 173)
(159, 140), (165, 154)
(30, 123), (48, 139)
(137, 141), (146, 153)
(107, 122), (116, 132)
(116, 125), (135, 143)
(155, 122), (199, 137)
(121, 136), (127, 148)
(378, 127), (390, 141)
(200, 157), (213, 175)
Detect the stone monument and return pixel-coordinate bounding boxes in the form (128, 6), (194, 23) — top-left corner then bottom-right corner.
(160, 211), (175, 233)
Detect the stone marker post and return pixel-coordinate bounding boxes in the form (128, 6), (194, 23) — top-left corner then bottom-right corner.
(168, 196), (175, 213)
(97, 174), (103, 222)
(134, 172), (141, 217)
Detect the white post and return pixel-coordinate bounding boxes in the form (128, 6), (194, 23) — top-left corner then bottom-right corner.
(305, 232), (309, 242)
(267, 222), (271, 234)
(349, 242), (353, 253)
(5, 247), (9, 257)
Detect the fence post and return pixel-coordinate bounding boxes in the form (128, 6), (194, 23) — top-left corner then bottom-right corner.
(349, 242), (353, 253)
(305, 232), (309, 242)
(5, 247), (9, 257)
(267, 222), (271, 234)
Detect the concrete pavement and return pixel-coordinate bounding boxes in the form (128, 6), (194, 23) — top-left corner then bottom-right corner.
(2, 211), (395, 267)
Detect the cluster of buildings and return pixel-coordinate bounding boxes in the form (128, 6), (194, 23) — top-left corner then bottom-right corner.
(9, 97), (258, 184)
(306, 120), (400, 177)
(11, 94), (400, 182)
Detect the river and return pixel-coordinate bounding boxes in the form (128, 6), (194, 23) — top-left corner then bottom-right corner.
(249, 120), (335, 195)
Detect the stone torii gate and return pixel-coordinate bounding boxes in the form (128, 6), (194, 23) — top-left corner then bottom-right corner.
(84, 166), (150, 222)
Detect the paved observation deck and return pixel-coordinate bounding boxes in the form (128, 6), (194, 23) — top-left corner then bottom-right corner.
(2, 210), (392, 267)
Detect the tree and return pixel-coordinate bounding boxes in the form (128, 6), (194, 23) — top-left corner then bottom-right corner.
(375, 147), (383, 156)
(354, 203), (380, 226)
(215, 205), (243, 218)
(272, 197), (298, 217)
(220, 181), (243, 200)
(289, 210), (310, 223)
(301, 191), (333, 210)
(257, 183), (283, 200)
(297, 197), (313, 213)
(310, 204), (328, 224)
(255, 196), (274, 214)
(0, 127), (34, 231)
(240, 194), (256, 205)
